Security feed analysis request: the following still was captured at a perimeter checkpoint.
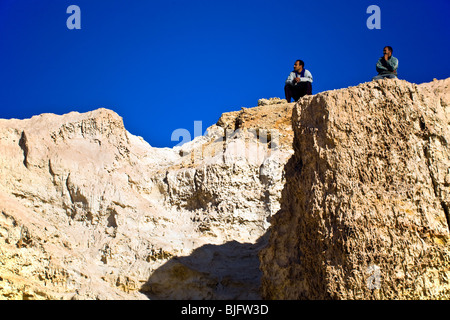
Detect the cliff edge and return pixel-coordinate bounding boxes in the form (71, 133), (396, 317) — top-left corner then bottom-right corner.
(0, 78), (449, 300)
(260, 78), (450, 299)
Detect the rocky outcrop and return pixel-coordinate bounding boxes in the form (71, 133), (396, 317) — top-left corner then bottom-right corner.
(259, 78), (450, 299)
(0, 100), (294, 299)
(1, 77), (449, 300)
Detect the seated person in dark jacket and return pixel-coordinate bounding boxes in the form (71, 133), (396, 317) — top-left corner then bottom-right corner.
(284, 59), (313, 102)
(372, 46), (399, 80)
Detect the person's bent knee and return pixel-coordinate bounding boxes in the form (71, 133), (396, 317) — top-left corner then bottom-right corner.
(372, 75), (383, 81)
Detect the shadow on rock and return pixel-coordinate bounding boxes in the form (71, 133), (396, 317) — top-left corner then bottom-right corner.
(140, 233), (269, 300)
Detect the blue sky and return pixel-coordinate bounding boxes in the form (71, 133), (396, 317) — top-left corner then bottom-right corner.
(0, 0), (449, 148)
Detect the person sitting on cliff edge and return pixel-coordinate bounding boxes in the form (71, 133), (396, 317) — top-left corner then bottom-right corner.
(372, 46), (399, 81)
(284, 60), (313, 102)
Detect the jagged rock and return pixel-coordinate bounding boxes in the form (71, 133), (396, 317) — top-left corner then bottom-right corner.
(1, 78), (449, 300)
(257, 98), (288, 106)
(259, 78), (450, 299)
(0, 103), (294, 299)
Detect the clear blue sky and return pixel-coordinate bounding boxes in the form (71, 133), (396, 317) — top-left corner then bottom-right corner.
(1, 0), (449, 147)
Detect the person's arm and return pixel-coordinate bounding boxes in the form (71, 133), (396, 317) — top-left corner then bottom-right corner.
(300, 70), (313, 83)
(386, 56), (398, 72)
(376, 57), (388, 73)
(285, 72), (295, 85)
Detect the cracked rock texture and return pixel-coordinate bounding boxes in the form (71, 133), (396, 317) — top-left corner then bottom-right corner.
(1, 78), (449, 300)
(259, 78), (450, 299)
(0, 100), (294, 299)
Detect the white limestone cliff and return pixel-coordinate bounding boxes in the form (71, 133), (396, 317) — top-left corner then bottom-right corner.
(0, 100), (294, 299)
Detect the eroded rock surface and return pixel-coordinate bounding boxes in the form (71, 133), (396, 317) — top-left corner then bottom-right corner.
(1, 78), (449, 300)
(260, 78), (450, 299)
(0, 100), (294, 299)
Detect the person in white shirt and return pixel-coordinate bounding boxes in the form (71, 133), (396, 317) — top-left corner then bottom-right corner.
(284, 59), (313, 102)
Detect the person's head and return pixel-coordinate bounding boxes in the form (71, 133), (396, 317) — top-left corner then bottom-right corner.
(383, 46), (393, 57)
(294, 60), (304, 72)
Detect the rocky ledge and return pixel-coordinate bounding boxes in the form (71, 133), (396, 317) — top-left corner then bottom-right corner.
(260, 78), (450, 299)
(0, 78), (449, 299)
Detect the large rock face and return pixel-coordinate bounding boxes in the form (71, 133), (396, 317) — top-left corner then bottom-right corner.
(259, 78), (450, 299)
(1, 78), (449, 300)
(0, 99), (294, 299)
